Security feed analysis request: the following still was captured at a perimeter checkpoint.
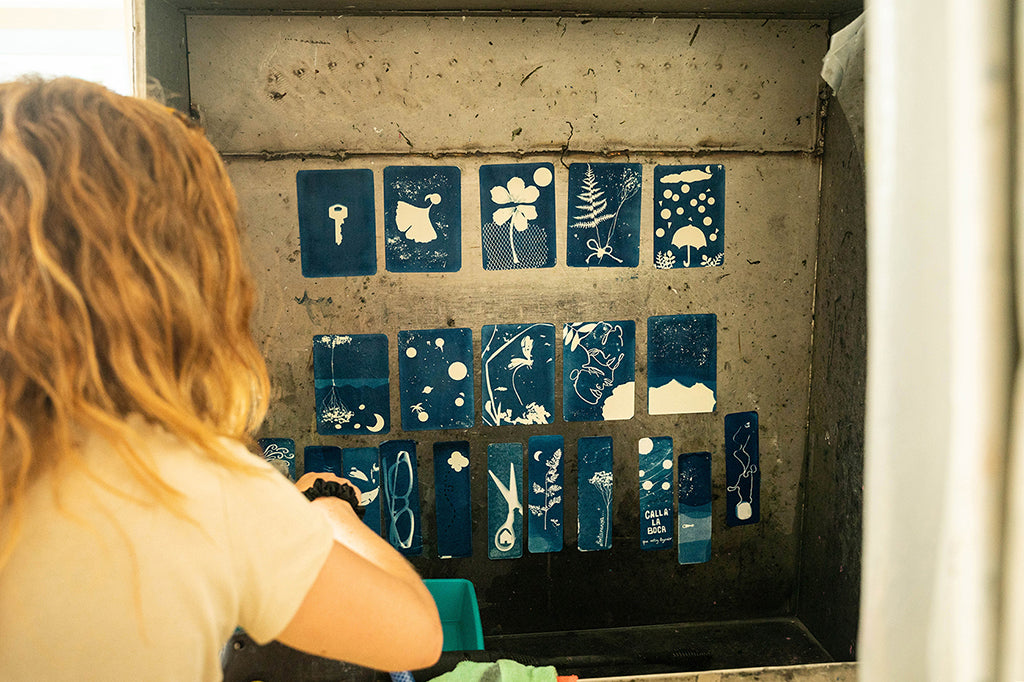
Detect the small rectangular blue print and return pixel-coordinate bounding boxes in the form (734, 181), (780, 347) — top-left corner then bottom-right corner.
(639, 437), (674, 550)
(678, 451), (712, 565)
(304, 445), (342, 477)
(398, 328), (474, 431)
(342, 447), (382, 535)
(577, 436), (613, 552)
(296, 169), (376, 277)
(567, 163), (641, 267)
(481, 323), (555, 426)
(487, 442), (524, 560)
(380, 440), (422, 556)
(528, 435), (564, 554)
(479, 163), (556, 270)
(562, 320), (635, 422)
(647, 314), (717, 415)
(434, 441), (472, 559)
(725, 411), (760, 526)
(258, 438), (295, 480)
(653, 164), (724, 269)
(384, 165), (461, 273)
(314, 334), (390, 435)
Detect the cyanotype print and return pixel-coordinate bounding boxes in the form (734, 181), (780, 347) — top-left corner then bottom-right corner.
(380, 440), (423, 557)
(258, 438), (295, 480)
(342, 447), (382, 535)
(487, 442), (524, 560)
(481, 323), (555, 427)
(434, 441), (472, 559)
(303, 445), (342, 477)
(313, 334), (390, 436)
(479, 163), (556, 270)
(678, 451), (712, 565)
(562, 320), (635, 422)
(527, 435), (564, 554)
(567, 163), (641, 268)
(384, 165), (461, 273)
(577, 436), (613, 552)
(726, 411), (761, 526)
(647, 314), (717, 415)
(639, 437), (674, 550)
(653, 165), (724, 269)
(398, 328), (474, 431)
(296, 168), (376, 277)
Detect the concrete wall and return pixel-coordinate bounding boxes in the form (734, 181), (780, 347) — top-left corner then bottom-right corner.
(186, 14), (828, 634)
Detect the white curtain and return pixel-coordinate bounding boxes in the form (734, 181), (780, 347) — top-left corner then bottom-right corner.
(861, 0), (1020, 679)
(0, 0), (132, 94)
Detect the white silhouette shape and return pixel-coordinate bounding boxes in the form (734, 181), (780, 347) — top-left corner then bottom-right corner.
(395, 193), (440, 243)
(490, 463), (522, 551)
(491, 176), (540, 264)
(671, 223), (708, 267)
(329, 204), (348, 245)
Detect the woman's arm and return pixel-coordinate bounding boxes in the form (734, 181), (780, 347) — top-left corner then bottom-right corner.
(275, 473), (442, 671)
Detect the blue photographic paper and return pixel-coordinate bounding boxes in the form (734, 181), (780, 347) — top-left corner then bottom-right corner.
(398, 328), (474, 431)
(487, 442), (524, 560)
(567, 163), (641, 267)
(481, 323), (555, 426)
(562, 320), (635, 422)
(313, 334), (390, 435)
(639, 437), (673, 550)
(479, 163), (556, 270)
(342, 447), (382, 535)
(258, 438), (296, 480)
(303, 445), (342, 477)
(647, 314), (717, 415)
(380, 440), (422, 557)
(653, 164), (724, 269)
(433, 441), (472, 559)
(384, 165), (461, 273)
(725, 411), (761, 526)
(527, 435), (564, 554)
(577, 436), (613, 552)
(296, 168), (376, 277)
(678, 451), (712, 564)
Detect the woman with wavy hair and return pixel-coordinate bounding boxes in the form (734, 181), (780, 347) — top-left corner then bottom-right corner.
(0, 77), (441, 679)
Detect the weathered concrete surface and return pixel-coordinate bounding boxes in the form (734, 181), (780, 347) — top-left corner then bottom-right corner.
(797, 91), (864, 660)
(187, 15), (827, 155)
(227, 150), (819, 632)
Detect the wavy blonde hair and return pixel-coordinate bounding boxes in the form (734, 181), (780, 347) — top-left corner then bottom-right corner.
(0, 78), (270, 567)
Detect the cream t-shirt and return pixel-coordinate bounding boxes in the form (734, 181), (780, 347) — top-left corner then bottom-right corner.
(0, 417), (334, 681)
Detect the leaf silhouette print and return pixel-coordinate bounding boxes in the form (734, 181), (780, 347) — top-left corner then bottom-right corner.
(491, 176), (540, 264)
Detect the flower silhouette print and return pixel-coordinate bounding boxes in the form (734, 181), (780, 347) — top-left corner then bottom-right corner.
(491, 176), (539, 264)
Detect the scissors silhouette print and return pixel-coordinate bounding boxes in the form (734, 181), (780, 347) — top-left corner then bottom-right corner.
(489, 463), (522, 552)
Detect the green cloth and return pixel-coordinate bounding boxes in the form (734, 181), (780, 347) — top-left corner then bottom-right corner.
(429, 659), (558, 682)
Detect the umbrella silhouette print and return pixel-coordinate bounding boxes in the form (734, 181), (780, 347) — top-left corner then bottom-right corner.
(671, 223), (707, 267)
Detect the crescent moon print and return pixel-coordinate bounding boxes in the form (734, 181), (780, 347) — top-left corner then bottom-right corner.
(313, 333), (390, 436)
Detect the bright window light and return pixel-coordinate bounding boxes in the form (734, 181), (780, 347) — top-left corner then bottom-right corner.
(0, 1), (132, 95)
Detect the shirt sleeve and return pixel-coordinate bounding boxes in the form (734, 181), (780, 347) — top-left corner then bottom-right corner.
(220, 450), (335, 644)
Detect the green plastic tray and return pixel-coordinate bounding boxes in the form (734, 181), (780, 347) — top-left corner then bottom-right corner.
(423, 578), (484, 652)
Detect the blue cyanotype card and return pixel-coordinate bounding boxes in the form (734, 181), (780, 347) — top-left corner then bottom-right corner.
(296, 168), (376, 277)
(384, 165), (461, 273)
(725, 411), (761, 526)
(567, 163), (641, 268)
(380, 440), (423, 557)
(639, 437), (674, 550)
(303, 445), (342, 477)
(313, 334), (390, 435)
(487, 442), (524, 560)
(479, 163), (556, 270)
(577, 436), (613, 552)
(258, 438), (296, 480)
(398, 328), (474, 431)
(562, 320), (635, 422)
(481, 323), (555, 426)
(647, 314), (717, 415)
(653, 165), (724, 269)
(678, 451), (712, 565)
(433, 441), (472, 559)
(527, 435), (564, 554)
(342, 447), (382, 535)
